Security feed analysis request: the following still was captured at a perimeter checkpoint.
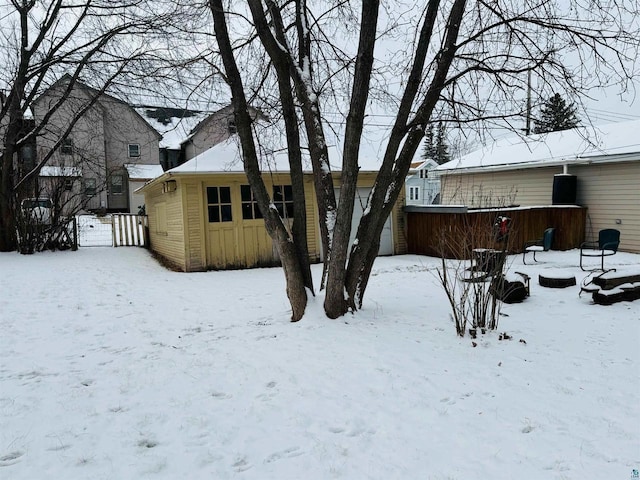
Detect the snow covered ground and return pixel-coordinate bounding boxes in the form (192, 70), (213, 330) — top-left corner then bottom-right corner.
(1, 247), (638, 479)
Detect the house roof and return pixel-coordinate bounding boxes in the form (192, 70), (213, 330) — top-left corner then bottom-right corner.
(166, 136), (301, 174)
(33, 75), (162, 141)
(134, 107), (211, 150)
(137, 132), (390, 193)
(436, 119), (640, 174)
(125, 163), (165, 181)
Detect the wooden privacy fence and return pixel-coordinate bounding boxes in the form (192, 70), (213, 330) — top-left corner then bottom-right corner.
(405, 205), (587, 258)
(112, 214), (148, 247)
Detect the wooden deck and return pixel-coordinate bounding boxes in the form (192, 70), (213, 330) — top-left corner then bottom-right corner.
(405, 205), (587, 258)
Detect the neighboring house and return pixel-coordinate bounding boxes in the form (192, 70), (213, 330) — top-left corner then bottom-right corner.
(136, 105), (260, 171)
(134, 106), (210, 171)
(124, 163), (164, 214)
(405, 159), (440, 205)
(31, 75), (162, 213)
(137, 138), (407, 272)
(436, 120), (640, 252)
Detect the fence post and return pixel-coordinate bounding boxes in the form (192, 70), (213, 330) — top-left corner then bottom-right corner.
(72, 216), (78, 251)
(112, 215), (117, 247)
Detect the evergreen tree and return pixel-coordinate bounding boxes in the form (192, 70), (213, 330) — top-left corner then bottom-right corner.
(533, 93), (580, 134)
(422, 121), (450, 164)
(435, 121), (451, 164)
(421, 123), (437, 161)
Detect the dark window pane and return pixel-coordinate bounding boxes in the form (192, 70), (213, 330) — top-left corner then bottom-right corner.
(283, 185), (293, 201)
(61, 138), (73, 155)
(207, 187), (218, 204)
(286, 203), (294, 218)
(241, 185), (252, 202)
(254, 205), (263, 219)
(275, 203), (284, 217)
(242, 202), (253, 219)
(111, 174), (123, 194)
(220, 186), (231, 204)
(208, 205), (220, 223)
(221, 204), (232, 222)
(128, 144), (140, 157)
(273, 186), (283, 202)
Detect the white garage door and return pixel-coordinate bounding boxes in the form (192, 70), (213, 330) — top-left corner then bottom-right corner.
(335, 187), (393, 256)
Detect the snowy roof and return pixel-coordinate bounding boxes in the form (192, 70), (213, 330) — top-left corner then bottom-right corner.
(125, 163), (164, 180)
(437, 119), (640, 174)
(39, 166), (81, 177)
(166, 135), (386, 175)
(134, 107), (211, 150)
(167, 137), (307, 174)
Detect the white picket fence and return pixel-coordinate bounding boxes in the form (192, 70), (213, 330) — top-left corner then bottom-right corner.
(76, 214), (148, 247)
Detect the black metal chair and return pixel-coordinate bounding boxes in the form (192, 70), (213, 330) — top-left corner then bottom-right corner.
(523, 228), (555, 264)
(579, 229), (620, 271)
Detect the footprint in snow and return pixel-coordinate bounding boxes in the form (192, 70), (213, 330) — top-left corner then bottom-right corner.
(0, 451), (24, 467)
(264, 447), (303, 463)
(233, 457), (252, 472)
(211, 391), (232, 399)
(138, 439), (158, 449)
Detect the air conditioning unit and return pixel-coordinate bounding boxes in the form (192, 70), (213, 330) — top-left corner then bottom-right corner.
(163, 180), (177, 193)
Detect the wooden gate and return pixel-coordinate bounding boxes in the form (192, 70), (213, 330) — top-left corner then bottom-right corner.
(112, 214), (148, 247)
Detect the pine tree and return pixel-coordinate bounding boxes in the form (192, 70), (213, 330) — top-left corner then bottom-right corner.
(422, 121), (450, 164)
(421, 123), (437, 161)
(533, 93), (580, 134)
(435, 121), (451, 165)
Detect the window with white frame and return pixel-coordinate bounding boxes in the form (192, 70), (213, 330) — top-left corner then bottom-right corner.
(110, 174), (124, 194)
(409, 186), (420, 201)
(128, 143), (140, 157)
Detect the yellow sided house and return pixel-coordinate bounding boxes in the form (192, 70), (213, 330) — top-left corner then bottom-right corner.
(138, 138), (407, 271)
(435, 120), (640, 253)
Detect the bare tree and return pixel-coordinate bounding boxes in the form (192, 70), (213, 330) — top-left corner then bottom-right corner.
(0, 0), (188, 252)
(205, 0), (638, 320)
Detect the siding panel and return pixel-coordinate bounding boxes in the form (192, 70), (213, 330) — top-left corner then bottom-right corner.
(145, 182), (186, 270)
(440, 161), (639, 253)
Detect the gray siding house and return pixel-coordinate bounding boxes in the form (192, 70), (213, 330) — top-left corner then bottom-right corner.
(405, 159), (440, 206)
(31, 76), (162, 213)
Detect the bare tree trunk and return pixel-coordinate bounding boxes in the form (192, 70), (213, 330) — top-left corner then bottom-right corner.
(0, 156), (17, 251)
(344, 0), (466, 310)
(323, 0), (380, 318)
(210, 0), (308, 321)
(247, 0), (314, 294)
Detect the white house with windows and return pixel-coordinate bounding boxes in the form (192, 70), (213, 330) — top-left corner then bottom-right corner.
(405, 159), (440, 205)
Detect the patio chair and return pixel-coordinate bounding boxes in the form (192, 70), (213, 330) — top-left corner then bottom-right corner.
(523, 228), (555, 264)
(579, 228), (620, 271)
